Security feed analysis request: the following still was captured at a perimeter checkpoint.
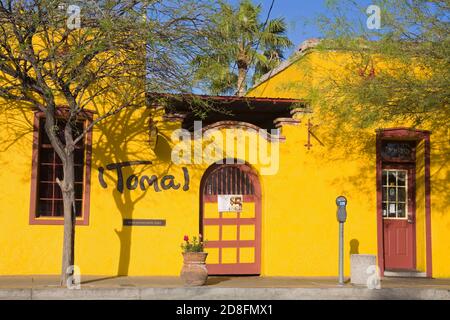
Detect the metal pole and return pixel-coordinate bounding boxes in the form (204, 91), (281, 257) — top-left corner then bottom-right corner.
(338, 222), (344, 285)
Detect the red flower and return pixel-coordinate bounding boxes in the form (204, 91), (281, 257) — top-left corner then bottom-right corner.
(183, 235), (189, 242)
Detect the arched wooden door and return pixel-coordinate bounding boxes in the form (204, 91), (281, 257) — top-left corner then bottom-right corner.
(200, 163), (261, 275)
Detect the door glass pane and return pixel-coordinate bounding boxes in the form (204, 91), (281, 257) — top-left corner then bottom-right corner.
(382, 203), (387, 217)
(382, 169), (409, 219)
(397, 171), (406, 186)
(388, 202), (397, 218)
(388, 187), (396, 201)
(397, 203), (406, 218)
(388, 203), (397, 217)
(382, 187), (387, 201)
(398, 188), (406, 202)
(388, 172), (396, 186)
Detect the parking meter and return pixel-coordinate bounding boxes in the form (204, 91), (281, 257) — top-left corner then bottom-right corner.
(336, 196), (347, 223)
(335, 195), (347, 285)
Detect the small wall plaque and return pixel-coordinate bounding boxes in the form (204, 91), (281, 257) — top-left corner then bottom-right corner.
(123, 219), (166, 226)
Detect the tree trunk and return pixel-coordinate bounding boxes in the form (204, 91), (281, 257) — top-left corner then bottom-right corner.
(59, 120), (77, 287)
(42, 111), (76, 287)
(59, 151), (76, 287)
(237, 59), (248, 97)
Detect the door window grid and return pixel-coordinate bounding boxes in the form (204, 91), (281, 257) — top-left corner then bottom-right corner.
(382, 169), (408, 219)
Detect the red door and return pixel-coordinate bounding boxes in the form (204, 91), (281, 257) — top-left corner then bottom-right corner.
(200, 164), (261, 275)
(382, 167), (416, 270)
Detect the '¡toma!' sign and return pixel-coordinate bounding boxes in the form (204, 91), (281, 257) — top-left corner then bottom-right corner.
(98, 161), (189, 193)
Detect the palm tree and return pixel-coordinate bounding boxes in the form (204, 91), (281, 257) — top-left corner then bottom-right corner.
(195, 0), (292, 96)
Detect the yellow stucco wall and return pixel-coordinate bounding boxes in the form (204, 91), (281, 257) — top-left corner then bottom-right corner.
(0, 49), (448, 278)
(0, 106), (376, 276)
(248, 50), (449, 278)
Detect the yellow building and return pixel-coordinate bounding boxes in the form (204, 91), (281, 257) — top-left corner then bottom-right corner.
(0, 43), (448, 279)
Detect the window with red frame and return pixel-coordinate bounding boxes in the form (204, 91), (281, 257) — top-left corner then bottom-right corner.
(36, 118), (85, 217)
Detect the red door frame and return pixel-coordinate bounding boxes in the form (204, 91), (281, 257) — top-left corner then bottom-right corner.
(376, 128), (432, 277)
(200, 162), (262, 275)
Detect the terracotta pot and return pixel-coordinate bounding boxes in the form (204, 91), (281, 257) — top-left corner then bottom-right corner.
(180, 252), (208, 286)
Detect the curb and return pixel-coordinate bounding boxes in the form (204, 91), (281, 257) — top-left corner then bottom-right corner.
(0, 287), (449, 300)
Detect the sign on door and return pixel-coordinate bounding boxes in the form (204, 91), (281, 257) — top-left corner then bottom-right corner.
(218, 195), (243, 212)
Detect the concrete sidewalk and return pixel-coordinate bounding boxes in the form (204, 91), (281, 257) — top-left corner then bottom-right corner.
(0, 276), (449, 300)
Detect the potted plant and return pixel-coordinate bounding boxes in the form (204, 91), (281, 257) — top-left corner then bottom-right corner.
(180, 234), (208, 286)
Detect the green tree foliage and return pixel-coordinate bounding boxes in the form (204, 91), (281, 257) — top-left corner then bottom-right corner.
(311, 0), (449, 130)
(194, 0), (292, 96)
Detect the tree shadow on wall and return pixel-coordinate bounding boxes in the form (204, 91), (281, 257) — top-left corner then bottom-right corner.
(93, 104), (179, 276)
(0, 97), (216, 277)
(304, 106), (450, 218)
(281, 51), (450, 216)
(0, 101), (165, 276)
(0, 102), (35, 154)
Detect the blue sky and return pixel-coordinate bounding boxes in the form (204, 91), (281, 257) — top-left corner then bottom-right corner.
(228, 0), (374, 55)
(255, 0), (332, 49)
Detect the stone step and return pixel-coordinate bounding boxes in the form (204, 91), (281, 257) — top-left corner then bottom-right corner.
(384, 270), (427, 278)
